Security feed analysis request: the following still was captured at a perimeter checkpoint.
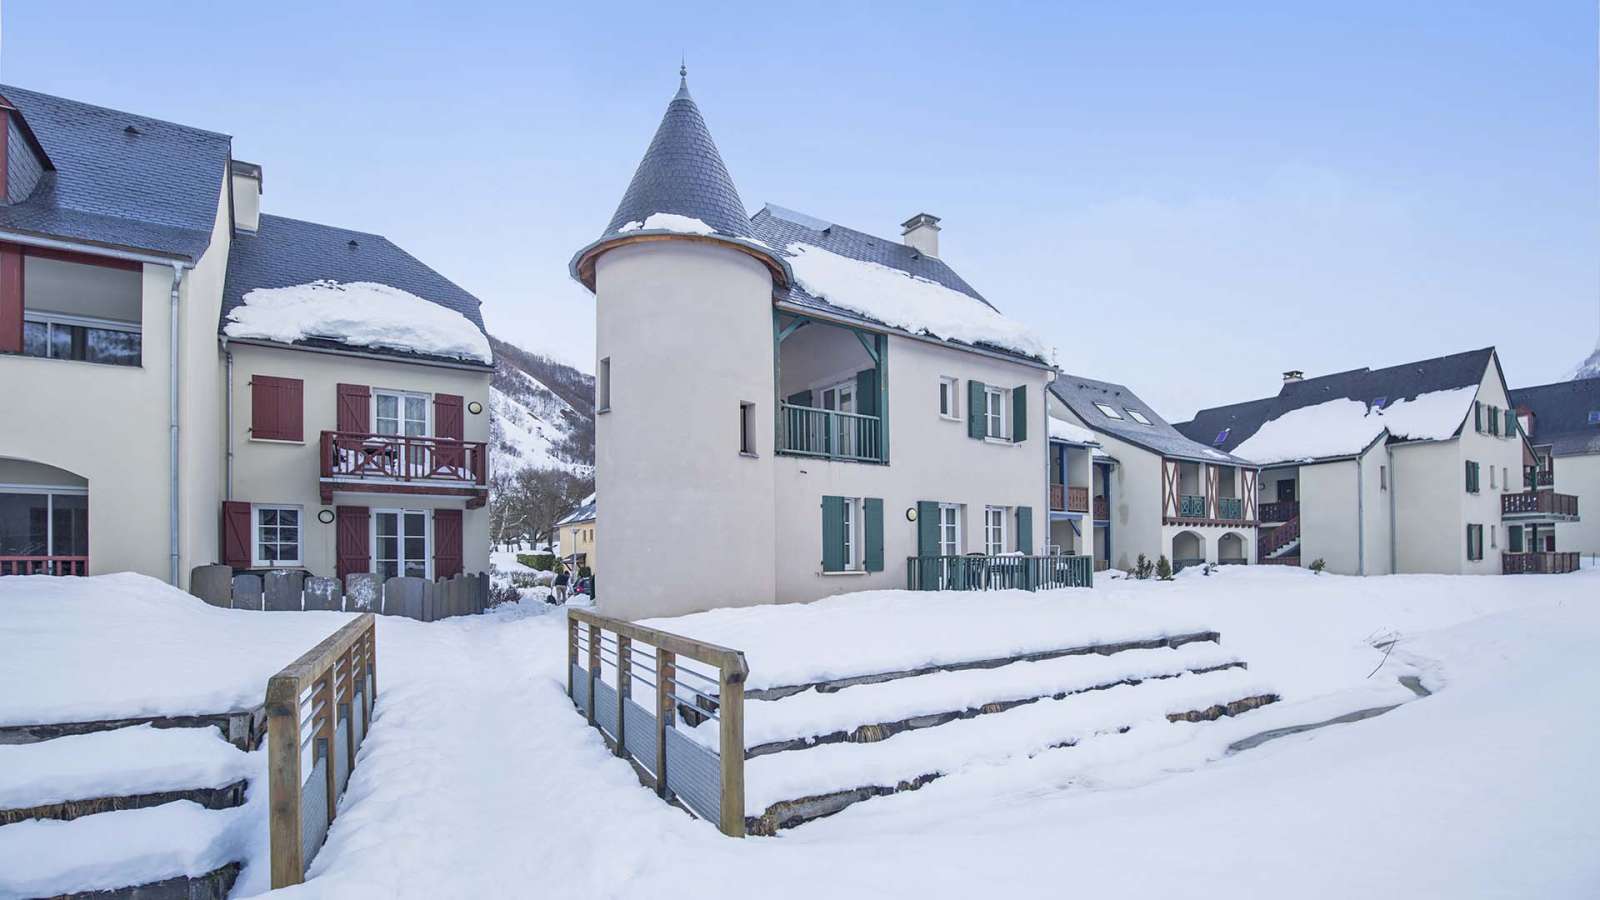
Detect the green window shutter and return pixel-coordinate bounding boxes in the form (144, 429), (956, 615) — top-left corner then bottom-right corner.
(968, 380), (986, 439)
(1011, 384), (1027, 442)
(855, 369), (878, 416)
(863, 498), (884, 572)
(1015, 505), (1033, 555)
(917, 500), (940, 556)
(1505, 409), (1516, 437)
(786, 389), (813, 407)
(1474, 401), (1482, 432)
(821, 496), (847, 571)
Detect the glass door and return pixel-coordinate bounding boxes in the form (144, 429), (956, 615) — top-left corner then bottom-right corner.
(374, 510), (430, 580)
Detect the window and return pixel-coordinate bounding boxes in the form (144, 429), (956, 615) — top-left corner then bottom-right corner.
(1465, 460), (1480, 494)
(985, 386), (1008, 439)
(374, 509), (429, 580)
(1466, 524), (1483, 561)
(1504, 409), (1516, 437)
(1588, 410), (1600, 425)
(938, 503), (962, 557)
(1490, 525), (1497, 549)
(1379, 465), (1388, 491)
(739, 401), (756, 456)
(1502, 467), (1509, 490)
(253, 505), (302, 567)
(1487, 405), (1499, 436)
(374, 389), (428, 437)
(1473, 401), (1482, 432)
(0, 488), (88, 561)
(839, 499), (856, 570)
(1125, 409), (1153, 425)
(939, 376), (959, 420)
(1508, 525), (1524, 553)
(1213, 428), (1230, 446)
(1372, 396), (1387, 410)
(822, 496), (882, 573)
(984, 506), (1007, 556)
(598, 357), (611, 412)
(1490, 466), (1497, 490)
(21, 313), (141, 367)
(11, 254), (143, 368)
(1094, 402), (1123, 420)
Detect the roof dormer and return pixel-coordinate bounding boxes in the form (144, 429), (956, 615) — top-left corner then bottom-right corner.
(0, 93), (54, 204)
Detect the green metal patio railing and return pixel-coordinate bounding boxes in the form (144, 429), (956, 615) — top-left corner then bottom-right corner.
(778, 402), (884, 463)
(906, 555), (1094, 592)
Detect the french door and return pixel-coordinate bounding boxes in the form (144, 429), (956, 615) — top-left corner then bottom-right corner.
(373, 509), (430, 580)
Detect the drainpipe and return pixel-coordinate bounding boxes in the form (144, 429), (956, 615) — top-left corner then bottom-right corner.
(168, 264), (186, 586)
(1355, 456), (1365, 576)
(224, 343), (234, 499)
(1387, 445), (1398, 573)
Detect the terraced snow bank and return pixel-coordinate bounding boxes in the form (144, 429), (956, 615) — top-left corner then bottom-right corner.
(0, 573), (351, 726)
(0, 724), (252, 811)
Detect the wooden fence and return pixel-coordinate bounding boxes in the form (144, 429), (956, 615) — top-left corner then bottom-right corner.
(906, 554), (1094, 591)
(567, 608), (748, 836)
(266, 614), (378, 888)
(189, 566), (489, 619)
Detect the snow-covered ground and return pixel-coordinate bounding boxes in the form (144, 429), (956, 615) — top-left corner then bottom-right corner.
(260, 565), (1599, 899)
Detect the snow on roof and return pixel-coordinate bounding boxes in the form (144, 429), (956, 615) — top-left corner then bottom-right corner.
(224, 280), (492, 364)
(1232, 386), (1477, 464)
(617, 212), (716, 235)
(1048, 416), (1098, 445)
(783, 242), (1051, 361)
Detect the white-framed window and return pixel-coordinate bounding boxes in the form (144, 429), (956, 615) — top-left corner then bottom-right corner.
(1126, 409), (1153, 425)
(1094, 402), (1123, 420)
(374, 389), (429, 438)
(373, 508), (430, 580)
(598, 357), (611, 412)
(938, 503), (962, 557)
(0, 485), (89, 561)
(22, 312), (142, 367)
(984, 506), (1007, 555)
(1380, 465), (1388, 490)
(252, 505), (302, 568)
(1490, 524), (1497, 549)
(1490, 466), (1497, 489)
(939, 376), (960, 420)
(985, 386), (1008, 439)
(1502, 467), (1509, 491)
(739, 401), (757, 456)
(840, 498), (857, 571)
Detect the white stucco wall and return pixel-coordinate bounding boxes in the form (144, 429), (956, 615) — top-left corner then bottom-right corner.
(227, 342), (492, 578)
(593, 240), (778, 621)
(1292, 442), (1389, 576)
(1458, 360), (1525, 574)
(1553, 454), (1600, 556)
(771, 333), (1049, 604)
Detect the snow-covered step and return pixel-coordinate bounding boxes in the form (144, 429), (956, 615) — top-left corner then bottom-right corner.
(0, 801), (245, 899)
(744, 666), (1276, 834)
(0, 724), (254, 825)
(716, 642), (1244, 758)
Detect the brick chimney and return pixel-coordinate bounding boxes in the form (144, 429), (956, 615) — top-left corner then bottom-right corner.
(901, 213), (941, 258)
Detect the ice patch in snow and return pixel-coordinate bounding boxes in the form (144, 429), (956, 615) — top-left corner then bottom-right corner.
(783, 242), (1051, 361)
(617, 213), (716, 235)
(224, 280), (491, 363)
(1232, 386), (1478, 464)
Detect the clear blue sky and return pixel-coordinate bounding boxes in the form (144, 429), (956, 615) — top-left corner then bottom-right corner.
(4, 1), (1595, 417)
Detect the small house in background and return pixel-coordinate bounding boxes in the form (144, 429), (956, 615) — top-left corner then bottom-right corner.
(556, 493), (596, 571)
(1050, 375), (1260, 572)
(0, 84), (493, 584)
(1509, 375), (1600, 559)
(1179, 348), (1579, 575)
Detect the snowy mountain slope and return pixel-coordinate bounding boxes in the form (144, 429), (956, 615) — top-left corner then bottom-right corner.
(487, 336), (594, 476)
(1569, 338), (1600, 381)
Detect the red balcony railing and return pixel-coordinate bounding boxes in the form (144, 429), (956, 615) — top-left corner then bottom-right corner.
(1502, 551), (1579, 574)
(1049, 485), (1091, 513)
(1093, 496), (1109, 520)
(1049, 483), (1064, 511)
(1501, 490), (1578, 520)
(1259, 500), (1299, 522)
(321, 431), (488, 487)
(1, 556), (88, 576)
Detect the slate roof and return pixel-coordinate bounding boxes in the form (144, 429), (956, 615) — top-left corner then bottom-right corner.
(223, 214), (489, 361)
(601, 74), (753, 241)
(1510, 377), (1600, 457)
(1176, 348), (1497, 455)
(1050, 374), (1253, 465)
(557, 494), (597, 526)
(0, 85), (229, 261)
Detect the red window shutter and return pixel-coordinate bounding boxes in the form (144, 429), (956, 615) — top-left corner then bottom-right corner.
(221, 501), (252, 568)
(0, 244), (21, 355)
(251, 376), (304, 441)
(336, 506), (370, 580)
(434, 509), (463, 578)
(435, 394), (464, 440)
(336, 383), (370, 434)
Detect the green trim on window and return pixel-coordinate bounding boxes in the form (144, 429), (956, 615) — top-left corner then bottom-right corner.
(1011, 384), (1028, 443)
(916, 500), (940, 557)
(967, 380), (986, 439)
(821, 495), (847, 571)
(863, 498), (884, 572)
(1015, 505), (1033, 555)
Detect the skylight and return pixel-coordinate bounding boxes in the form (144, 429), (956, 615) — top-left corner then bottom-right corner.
(1126, 409), (1153, 425)
(1214, 428), (1230, 445)
(1372, 396), (1387, 409)
(1589, 410), (1600, 425)
(1094, 402), (1123, 420)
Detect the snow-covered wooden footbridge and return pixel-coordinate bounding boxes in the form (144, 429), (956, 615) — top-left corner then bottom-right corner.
(567, 590), (1279, 835)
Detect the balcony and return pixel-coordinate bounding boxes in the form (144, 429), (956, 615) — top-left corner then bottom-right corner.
(1500, 489), (1579, 522)
(1179, 494), (1206, 518)
(1093, 496), (1109, 521)
(1524, 467), (1554, 488)
(320, 431), (488, 507)
(1502, 551), (1580, 575)
(907, 554), (1093, 591)
(1049, 484), (1090, 513)
(1217, 497), (1244, 521)
(1259, 500), (1298, 523)
(777, 403), (884, 463)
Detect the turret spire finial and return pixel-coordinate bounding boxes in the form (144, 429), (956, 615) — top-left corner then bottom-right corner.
(674, 56), (691, 100)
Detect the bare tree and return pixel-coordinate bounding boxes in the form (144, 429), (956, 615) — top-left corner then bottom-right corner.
(490, 466), (593, 551)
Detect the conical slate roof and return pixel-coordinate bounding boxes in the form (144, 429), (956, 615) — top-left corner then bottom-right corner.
(601, 73), (754, 240)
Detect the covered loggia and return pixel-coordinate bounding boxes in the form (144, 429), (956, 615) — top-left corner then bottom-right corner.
(774, 313), (888, 463)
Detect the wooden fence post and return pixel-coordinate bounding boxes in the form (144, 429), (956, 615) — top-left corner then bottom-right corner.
(718, 657), (747, 837)
(265, 675), (303, 888)
(318, 670), (336, 827)
(615, 635), (631, 758)
(656, 649), (674, 798)
(566, 616), (578, 700)
(587, 623), (601, 727)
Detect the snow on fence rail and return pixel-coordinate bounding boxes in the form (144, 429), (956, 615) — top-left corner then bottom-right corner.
(188, 565), (489, 620)
(567, 609), (748, 837)
(266, 613), (377, 888)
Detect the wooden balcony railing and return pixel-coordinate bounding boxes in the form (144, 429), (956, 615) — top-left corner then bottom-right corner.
(907, 554), (1094, 591)
(1049, 485), (1090, 513)
(0, 556), (87, 576)
(777, 403), (884, 463)
(1501, 490), (1579, 520)
(1524, 467), (1554, 488)
(1502, 551), (1580, 574)
(1093, 496), (1109, 520)
(1259, 500), (1299, 522)
(320, 432), (488, 486)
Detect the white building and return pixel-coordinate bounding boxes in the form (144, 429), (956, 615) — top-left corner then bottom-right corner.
(570, 73), (1054, 620)
(1048, 375), (1259, 572)
(1510, 376), (1600, 560)
(1178, 348), (1580, 576)
(0, 85), (493, 586)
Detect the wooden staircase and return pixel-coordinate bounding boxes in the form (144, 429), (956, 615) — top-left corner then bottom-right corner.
(1259, 515), (1301, 563)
